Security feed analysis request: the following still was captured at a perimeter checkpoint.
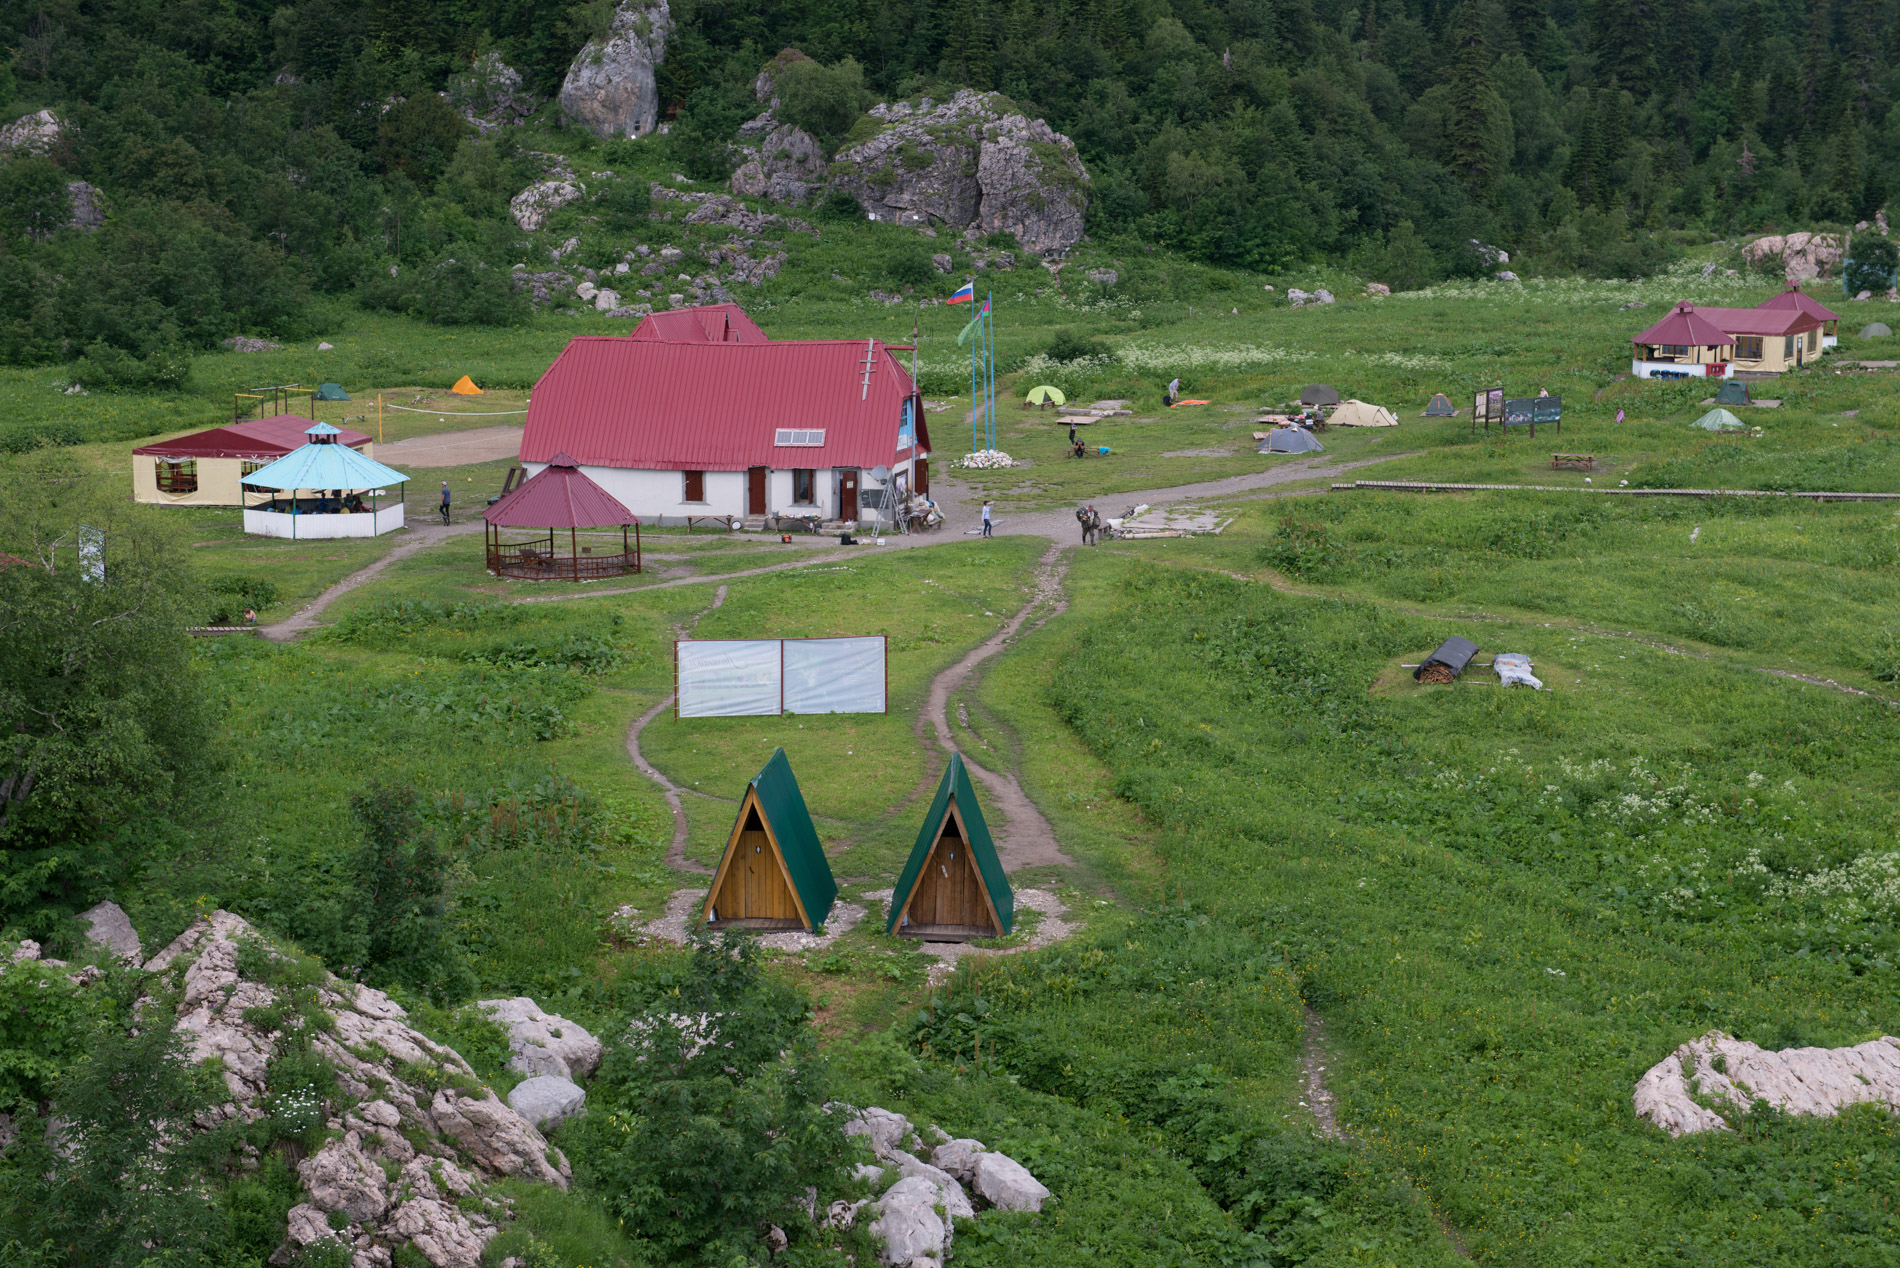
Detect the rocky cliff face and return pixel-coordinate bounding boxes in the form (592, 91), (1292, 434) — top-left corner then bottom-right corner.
(146, 911), (569, 1267)
(818, 90), (1090, 256)
(558, 0), (670, 140)
(1742, 230), (1845, 285)
(728, 111), (825, 206)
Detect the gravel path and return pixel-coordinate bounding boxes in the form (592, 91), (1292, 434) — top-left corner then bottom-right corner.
(257, 521), (483, 642)
(625, 584), (730, 874)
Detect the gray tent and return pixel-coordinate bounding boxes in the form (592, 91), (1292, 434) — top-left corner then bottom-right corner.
(1300, 384), (1341, 406)
(1260, 427), (1324, 454)
(1713, 379), (1749, 405)
(1424, 392), (1455, 416)
(1693, 407), (1747, 431)
(1862, 323), (1892, 339)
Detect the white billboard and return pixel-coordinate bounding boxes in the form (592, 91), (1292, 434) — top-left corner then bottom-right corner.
(675, 637), (887, 717)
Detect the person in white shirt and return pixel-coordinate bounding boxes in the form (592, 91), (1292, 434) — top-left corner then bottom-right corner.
(981, 500), (993, 537)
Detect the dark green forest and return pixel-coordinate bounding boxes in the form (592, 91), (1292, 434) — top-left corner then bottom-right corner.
(1, 0), (1896, 378)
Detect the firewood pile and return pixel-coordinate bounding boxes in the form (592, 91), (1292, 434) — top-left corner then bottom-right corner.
(1417, 663), (1459, 685)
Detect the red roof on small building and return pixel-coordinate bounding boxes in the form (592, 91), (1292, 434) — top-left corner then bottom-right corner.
(133, 415), (371, 460)
(1631, 304), (1736, 347)
(1757, 285), (1841, 324)
(629, 303), (769, 345)
(521, 337), (926, 472)
(484, 454), (638, 528)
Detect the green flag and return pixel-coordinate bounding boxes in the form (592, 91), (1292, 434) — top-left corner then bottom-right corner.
(958, 312), (985, 347)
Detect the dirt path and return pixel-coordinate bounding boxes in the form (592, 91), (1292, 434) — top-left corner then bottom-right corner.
(915, 542), (1074, 870)
(258, 521), (484, 642)
(625, 583), (731, 874)
(1301, 1005), (1342, 1139)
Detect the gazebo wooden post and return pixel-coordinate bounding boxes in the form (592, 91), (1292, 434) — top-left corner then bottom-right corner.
(571, 527), (579, 582)
(633, 522), (641, 573)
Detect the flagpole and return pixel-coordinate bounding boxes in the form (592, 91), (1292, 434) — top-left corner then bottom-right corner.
(985, 293), (996, 453)
(969, 289), (979, 453)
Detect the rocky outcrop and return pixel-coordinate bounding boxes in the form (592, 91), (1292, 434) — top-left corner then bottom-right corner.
(510, 177), (585, 232)
(79, 900), (140, 962)
(223, 336), (285, 353)
(0, 109), (66, 156)
(1286, 288), (1335, 307)
(752, 47), (814, 105)
(65, 182), (104, 232)
(1634, 1029), (1900, 1136)
(449, 53), (540, 133)
(1743, 231), (1846, 285)
(143, 911), (569, 1267)
(870, 1176), (951, 1266)
(823, 90), (1089, 255)
(508, 1075), (586, 1130)
(728, 111), (825, 206)
(558, 0), (671, 140)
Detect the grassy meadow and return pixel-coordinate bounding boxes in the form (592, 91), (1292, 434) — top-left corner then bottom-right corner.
(11, 233), (1900, 1265)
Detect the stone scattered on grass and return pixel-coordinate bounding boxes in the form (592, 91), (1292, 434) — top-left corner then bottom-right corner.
(507, 1075), (587, 1130)
(1634, 1029), (1900, 1136)
(477, 997), (602, 1081)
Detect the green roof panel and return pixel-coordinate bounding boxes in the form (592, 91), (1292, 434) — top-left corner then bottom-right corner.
(886, 753), (1013, 935)
(742, 748), (836, 928)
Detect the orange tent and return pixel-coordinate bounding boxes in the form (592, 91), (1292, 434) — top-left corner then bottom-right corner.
(450, 375), (483, 395)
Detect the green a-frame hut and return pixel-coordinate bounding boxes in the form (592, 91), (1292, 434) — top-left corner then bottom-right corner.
(703, 749), (837, 932)
(887, 754), (1013, 941)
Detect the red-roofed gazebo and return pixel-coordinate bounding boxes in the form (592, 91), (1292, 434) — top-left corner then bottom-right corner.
(483, 453), (642, 581)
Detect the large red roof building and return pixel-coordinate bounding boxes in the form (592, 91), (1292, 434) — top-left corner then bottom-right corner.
(520, 306), (930, 525)
(1629, 301), (1824, 379)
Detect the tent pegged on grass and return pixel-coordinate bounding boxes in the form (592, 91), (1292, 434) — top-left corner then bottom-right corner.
(703, 749), (837, 933)
(450, 375), (484, 395)
(887, 753), (1013, 942)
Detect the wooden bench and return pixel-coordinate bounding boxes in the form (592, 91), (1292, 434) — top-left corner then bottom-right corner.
(1550, 453), (1595, 470)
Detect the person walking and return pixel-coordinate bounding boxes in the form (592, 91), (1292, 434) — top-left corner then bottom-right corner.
(439, 480), (452, 525)
(1164, 377), (1181, 408)
(1068, 421), (1077, 445)
(980, 500), (993, 538)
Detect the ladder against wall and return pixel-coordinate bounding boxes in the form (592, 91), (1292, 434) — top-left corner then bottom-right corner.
(887, 753), (1013, 942)
(702, 749), (837, 933)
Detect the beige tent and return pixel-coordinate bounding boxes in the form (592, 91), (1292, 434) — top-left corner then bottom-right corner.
(1329, 399), (1398, 427)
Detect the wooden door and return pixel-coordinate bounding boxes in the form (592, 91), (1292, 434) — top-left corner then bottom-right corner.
(747, 467), (767, 515)
(914, 459), (929, 497)
(839, 469), (858, 521)
(905, 812), (992, 933)
(712, 806), (799, 924)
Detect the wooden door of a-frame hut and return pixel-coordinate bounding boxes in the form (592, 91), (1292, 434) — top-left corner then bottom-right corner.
(895, 798), (1001, 940)
(704, 793), (806, 930)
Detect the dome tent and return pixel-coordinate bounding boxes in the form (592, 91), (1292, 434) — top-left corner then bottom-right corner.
(1861, 323), (1892, 339)
(1329, 399), (1399, 427)
(1300, 384), (1341, 406)
(1260, 427), (1324, 453)
(1424, 393), (1455, 416)
(1693, 407), (1747, 431)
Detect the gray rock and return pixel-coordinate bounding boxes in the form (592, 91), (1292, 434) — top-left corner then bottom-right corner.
(78, 901), (140, 963)
(1857, 289), (1873, 301)
(223, 336), (284, 353)
(0, 110), (64, 156)
(728, 111), (824, 206)
(511, 179), (585, 232)
(299, 1139), (390, 1223)
(932, 253), (954, 274)
(317, 341), (334, 350)
(65, 181), (104, 232)
(449, 52), (539, 133)
(1286, 288), (1312, 307)
(559, 1), (671, 140)
(576, 281), (599, 301)
(843, 1106), (920, 1160)
(825, 1198), (869, 1230)
(593, 288), (621, 311)
(893, 1153), (973, 1219)
(1313, 288), (1335, 304)
(1634, 1029), (1900, 1136)
(927, 1138), (985, 1183)
(507, 1075), (586, 1130)
(1364, 281), (1390, 297)
(869, 1175), (948, 1265)
(829, 89), (1089, 254)
(1495, 270), (1520, 281)
(971, 1152), (1050, 1212)
(284, 1202), (340, 1250)
(1086, 268), (1118, 286)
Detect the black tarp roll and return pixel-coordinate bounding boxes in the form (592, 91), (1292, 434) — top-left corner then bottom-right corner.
(1415, 636), (1480, 682)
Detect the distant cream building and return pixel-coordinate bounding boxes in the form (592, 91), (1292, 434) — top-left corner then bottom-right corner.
(132, 416), (375, 507)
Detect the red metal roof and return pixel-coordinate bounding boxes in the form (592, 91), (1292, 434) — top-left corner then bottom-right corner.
(133, 415), (371, 459)
(1757, 286), (1841, 324)
(484, 453), (638, 527)
(628, 303), (769, 345)
(521, 337), (926, 471)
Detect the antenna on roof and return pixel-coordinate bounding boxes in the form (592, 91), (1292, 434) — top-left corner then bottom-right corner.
(859, 338), (878, 401)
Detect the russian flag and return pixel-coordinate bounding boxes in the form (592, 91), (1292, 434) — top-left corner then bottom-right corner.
(948, 281), (975, 304)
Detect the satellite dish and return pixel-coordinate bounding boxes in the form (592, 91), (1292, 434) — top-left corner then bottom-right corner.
(869, 465), (891, 483)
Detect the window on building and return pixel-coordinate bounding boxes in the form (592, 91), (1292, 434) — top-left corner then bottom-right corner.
(1735, 336), (1763, 359)
(1783, 336), (1795, 359)
(792, 468), (816, 505)
(774, 428), (826, 446)
(683, 470), (705, 502)
(1808, 329), (1818, 350)
(1662, 344), (1688, 357)
(155, 459), (198, 493)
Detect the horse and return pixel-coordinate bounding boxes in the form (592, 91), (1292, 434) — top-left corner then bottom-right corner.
(1075, 504), (1103, 545)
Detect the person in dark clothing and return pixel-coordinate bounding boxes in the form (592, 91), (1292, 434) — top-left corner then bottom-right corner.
(1068, 422), (1078, 445)
(439, 481), (452, 525)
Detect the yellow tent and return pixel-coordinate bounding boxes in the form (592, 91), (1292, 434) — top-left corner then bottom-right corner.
(1329, 399), (1398, 427)
(450, 375), (484, 395)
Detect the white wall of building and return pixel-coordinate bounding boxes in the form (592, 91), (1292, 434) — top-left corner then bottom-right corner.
(532, 455), (922, 524)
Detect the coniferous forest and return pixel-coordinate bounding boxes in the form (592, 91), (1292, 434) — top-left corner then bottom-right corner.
(0, 0), (1895, 372)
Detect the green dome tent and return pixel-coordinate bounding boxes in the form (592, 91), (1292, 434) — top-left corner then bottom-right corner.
(1713, 380), (1749, 405)
(315, 382), (350, 401)
(1693, 407), (1747, 431)
(1861, 323), (1892, 339)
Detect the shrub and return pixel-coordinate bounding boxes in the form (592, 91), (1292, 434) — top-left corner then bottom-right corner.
(882, 240), (935, 287)
(816, 188), (865, 222)
(70, 339), (192, 390)
(1259, 517), (1346, 578)
(1844, 235), (1898, 296)
(568, 935), (848, 1264)
(204, 575), (279, 624)
(344, 785), (472, 1000)
(596, 179), (652, 232)
(775, 58), (873, 150)
(1044, 328), (1111, 364)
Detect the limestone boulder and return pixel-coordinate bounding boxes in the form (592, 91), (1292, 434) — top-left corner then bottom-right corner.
(298, 1138), (391, 1223)
(728, 111), (824, 205)
(0, 110), (66, 156)
(449, 53), (540, 133)
(510, 179), (585, 232)
(1634, 1029), (1900, 1136)
(927, 1138), (986, 1183)
(65, 182), (104, 233)
(558, 1), (671, 140)
(1365, 281), (1390, 297)
(827, 90), (1089, 255)
(507, 1075), (586, 1130)
(79, 900), (140, 962)
(892, 1152), (973, 1219)
(841, 1105), (921, 1160)
(1742, 231), (1846, 285)
(971, 1151), (1050, 1212)
(869, 1175), (949, 1266)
